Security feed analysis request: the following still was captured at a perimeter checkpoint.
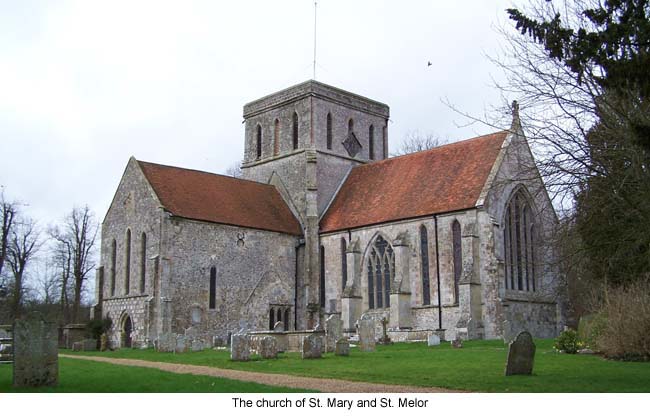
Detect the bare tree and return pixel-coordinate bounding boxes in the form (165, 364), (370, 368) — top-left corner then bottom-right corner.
(50, 206), (98, 323)
(391, 130), (446, 156)
(0, 188), (18, 280)
(7, 218), (42, 319)
(225, 160), (243, 178)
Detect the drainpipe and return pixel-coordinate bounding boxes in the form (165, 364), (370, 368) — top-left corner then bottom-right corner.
(434, 215), (443, 330)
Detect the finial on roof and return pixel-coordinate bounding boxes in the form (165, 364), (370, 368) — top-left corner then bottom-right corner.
(511, 100), (521, 131)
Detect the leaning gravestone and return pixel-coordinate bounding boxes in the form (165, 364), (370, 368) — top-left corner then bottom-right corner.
(451, 337), (463, 349)
(505, 331), (536, 376)
(13, 312), (58, 388)
(358, 317), (376, 352)
(230, 333), (251, 361)
(427, 334), (441, 346)
(273, 321), (284, 332)
(335, 337), (350, 356)
(301, 333), (323, 359)
(175, 335), (189, 353)
(325, 315), (342, 353)
(259, 336), (278, 359)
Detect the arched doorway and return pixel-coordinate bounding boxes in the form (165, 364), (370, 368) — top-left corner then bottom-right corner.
(122, 315), (133, 348)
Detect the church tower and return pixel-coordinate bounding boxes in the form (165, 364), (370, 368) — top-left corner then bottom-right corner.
(241, 80), (390, 328)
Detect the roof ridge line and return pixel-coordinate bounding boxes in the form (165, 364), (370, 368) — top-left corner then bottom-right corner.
(363, 130), (509, 168)
(136, 159), (276, 188)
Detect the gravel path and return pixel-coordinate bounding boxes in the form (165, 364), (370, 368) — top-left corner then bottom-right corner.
(60, 354), (462, 393)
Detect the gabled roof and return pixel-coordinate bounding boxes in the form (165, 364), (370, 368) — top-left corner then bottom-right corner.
(137, 160), (302, 235)
(320, 131), (508, 233)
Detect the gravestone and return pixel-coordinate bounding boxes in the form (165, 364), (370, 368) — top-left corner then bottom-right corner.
(230, 334), (250, 361)
(13, 312), (58, 388)
(82, 339), (97, 351)
(335, 337), (350, 356)
(358, 317), (376, 352)
(325, 315), (342, 353)
(156, 333), (175, 353)
(505, 331), (536, 376)
(273, 321), (284, 332)
(301, 333), (323, 359)
(378, 317), (392, 345)
(427, 334), (441, 346)
(72, 341), (83, 352)
(259, 336), (278, 359)
(191, 339), (205, 352)
(174, 335), (188, 353)
(451, 337), (463, 349)
(100, 333), (109, 351)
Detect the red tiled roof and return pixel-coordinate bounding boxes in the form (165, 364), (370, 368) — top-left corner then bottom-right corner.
(320, 131), (508, 233)
(138, 161), (302, 235)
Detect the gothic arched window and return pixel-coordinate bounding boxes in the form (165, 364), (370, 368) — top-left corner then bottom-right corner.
(504, 189), (536, 291)
(420, 226), (431, 305)
(269, 308), (275, 330)
(124, 229), (131, 295)
(326, 113), (333, 150)
(140, 232), (146, 293)
(369, 125), (375, 160)
(110, 239), (116, 296)
(209, 266), (217, 309)
(274, 119), (280, 156)
(367, 235), (394, 309)
(292, 112), (299, 150)
(319, 245), (326, 308)
(341, 238), (348, 290)
(256, 124), (262, 159)
(452, 221), (461, 303)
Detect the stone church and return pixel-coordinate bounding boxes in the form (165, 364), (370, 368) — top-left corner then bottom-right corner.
(94, 80), (564, 348)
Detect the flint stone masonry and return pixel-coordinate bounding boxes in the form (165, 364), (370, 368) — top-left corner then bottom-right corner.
(301, 333), (323, 359)
(231, 334), (251, 361)
(358, 318), (375, 352)
(13, 312), (58, 388)
(335, 337), (350, 356)
(505, 331), (536, 376)
(259, 336), (278, 359)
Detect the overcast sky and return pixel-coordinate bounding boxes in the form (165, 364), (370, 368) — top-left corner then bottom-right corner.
(1, 0), (516, 227)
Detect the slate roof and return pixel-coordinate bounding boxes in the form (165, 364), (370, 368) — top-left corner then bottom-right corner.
(137, 160), (302, 235)
(319, 131), (508, 233)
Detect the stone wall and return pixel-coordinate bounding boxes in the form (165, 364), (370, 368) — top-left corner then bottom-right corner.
(162, 218), (298, 342)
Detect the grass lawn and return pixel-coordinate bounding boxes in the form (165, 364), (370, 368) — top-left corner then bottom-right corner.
(67, 339), (650, 392)
(0, 357), (313, 393)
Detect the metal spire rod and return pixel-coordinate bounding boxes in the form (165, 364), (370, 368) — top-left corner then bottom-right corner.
(313, 1), (317, 80)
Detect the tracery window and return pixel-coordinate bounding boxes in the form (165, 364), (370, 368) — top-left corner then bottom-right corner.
(452, 220), (461, 303)
(256, 124), (262, 159)
(369, 125), (375, 160)
(326, 113), (333, 150)
(504, 189), (536, 291)
(420, 226), (431, 305)
(366, 235), (394, 309)
(292, 112), (299, 150)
